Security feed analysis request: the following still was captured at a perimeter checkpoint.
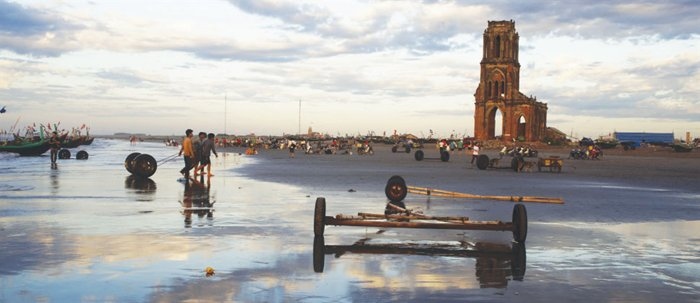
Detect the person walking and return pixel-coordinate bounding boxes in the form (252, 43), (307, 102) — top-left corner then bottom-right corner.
(288, 140), (297, 158)
(48, 131), (61, 168)
(199, 133), (218, 176)
(193, 132), (206, 176)
(178, 129), (195, 178)
(470, 142), (480, 165)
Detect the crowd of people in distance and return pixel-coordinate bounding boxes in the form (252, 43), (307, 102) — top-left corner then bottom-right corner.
(178, 129), (218, 178)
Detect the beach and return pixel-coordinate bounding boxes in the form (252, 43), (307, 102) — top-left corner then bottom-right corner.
(0, 139), (698, 302)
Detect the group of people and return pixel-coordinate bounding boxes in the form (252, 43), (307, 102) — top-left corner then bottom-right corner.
(178, 129), (219, 178)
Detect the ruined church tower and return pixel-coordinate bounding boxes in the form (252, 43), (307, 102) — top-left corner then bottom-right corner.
(474, 20), (547, 142)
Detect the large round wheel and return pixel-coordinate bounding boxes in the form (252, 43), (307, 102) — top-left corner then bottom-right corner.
(414, 150), (424, 161)
(314, 197), (326, 237)
(440, 151), (450, 162)
(476, 154), (490, 170)
(391, 146), (398, 153)
(512, 204), (528, 243)
(76, 150), (89, 160)
(385, 175), (407, 204)
(133, 154), (157, 178)
(124, 152), (141, 174)
(313, 236), (325, 273)
(58, 149), (71, 159)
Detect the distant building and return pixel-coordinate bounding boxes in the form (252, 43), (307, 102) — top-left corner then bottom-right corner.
(474, 20), (548, 142)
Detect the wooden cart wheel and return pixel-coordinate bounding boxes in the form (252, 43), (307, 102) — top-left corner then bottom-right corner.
(391, 146), (398, 153)
(314, 197), (326, 236)
(511, 242), (526, 281)
(440, 150), (450, 162)
(124, 152), (141, 174)
(385, 175), (407, 203)
(58, 149), (71, 159)
(476, 154), (489, 170)
(313, 236), (325, 273)
(133, 154), (157, 178)
(512, 204), (528, 243)
(414, 150), (424, 161)
(76, 150), (89, 160)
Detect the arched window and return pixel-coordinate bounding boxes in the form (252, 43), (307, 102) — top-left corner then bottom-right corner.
(500, 81), (505, 96)
(495, 36), (501, 58)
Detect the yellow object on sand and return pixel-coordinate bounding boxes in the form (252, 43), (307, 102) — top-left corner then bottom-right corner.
(205, 267), (215, 277)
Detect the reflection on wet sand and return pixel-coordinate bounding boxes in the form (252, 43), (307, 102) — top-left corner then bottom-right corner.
(181, 175), (215, 228)
(124, 175), (157, 192)
(124, 175), (157, 201)
(50, 168), (59, 195)
(313, 236), (526, 289)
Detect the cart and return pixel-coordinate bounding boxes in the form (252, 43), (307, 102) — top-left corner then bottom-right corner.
(314, 197), (528, 243)
(537, 156), (563, 173)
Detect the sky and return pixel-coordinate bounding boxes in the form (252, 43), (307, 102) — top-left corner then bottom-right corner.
(0, 0), (698, 139)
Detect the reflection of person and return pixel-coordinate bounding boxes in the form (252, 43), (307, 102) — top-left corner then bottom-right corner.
(178, 129), (195, 177)
(48, 131), (61, 167)
(181, 176), (213, 228)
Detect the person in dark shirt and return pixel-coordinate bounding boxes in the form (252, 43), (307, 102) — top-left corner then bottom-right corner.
(198, 133), (219, 176)
(48, 131), (61, 167)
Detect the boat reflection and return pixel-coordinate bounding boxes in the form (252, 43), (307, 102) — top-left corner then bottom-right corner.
(313, 236), (525, 288)
(180, 176), (215, 228)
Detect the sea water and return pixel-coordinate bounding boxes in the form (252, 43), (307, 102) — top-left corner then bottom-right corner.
(1, 139), (698, 302)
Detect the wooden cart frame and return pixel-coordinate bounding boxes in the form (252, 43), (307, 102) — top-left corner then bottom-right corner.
(313, 197), (528, 243)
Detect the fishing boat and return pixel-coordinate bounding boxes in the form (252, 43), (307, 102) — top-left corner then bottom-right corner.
(61, 136), (84, 148)
(0, 139), (50, 156)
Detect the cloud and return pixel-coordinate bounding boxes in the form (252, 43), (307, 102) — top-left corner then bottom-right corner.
(488, 0), (700, 39)
(0, 0), (83, 56)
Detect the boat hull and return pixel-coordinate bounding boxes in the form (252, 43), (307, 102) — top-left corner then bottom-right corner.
(0, 140), (51, 156)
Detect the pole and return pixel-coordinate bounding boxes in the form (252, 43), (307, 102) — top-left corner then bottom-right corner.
(298, 99), (301, 136)
(224, 94), (227, 135)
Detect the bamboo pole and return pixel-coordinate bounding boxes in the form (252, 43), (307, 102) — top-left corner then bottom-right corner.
(325, 216), (513, 231)
(355, 212), (471, 223)
(407, 186), (564, 204)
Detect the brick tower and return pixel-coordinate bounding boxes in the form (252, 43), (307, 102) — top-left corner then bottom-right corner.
(474, 20), (547, 142)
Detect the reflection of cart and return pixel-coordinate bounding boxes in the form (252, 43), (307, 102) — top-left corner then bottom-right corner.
(537, 156), (563, 173)
(312, 236), (526, 285)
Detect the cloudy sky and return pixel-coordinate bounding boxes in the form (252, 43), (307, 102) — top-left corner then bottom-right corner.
(0, 0), (698, 138)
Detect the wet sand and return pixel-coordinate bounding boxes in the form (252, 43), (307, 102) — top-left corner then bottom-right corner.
(0, 140), (698, 302)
